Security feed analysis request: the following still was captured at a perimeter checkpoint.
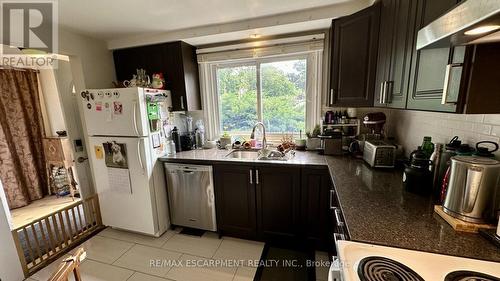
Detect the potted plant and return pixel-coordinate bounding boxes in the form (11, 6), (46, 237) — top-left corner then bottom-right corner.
(219, 132), (232, 149)
(306, 125), (321, 150)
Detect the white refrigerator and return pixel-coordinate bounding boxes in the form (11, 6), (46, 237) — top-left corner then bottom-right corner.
(81, 87), (172, 237)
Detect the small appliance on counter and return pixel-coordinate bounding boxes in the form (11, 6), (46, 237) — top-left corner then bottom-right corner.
(362, 140), (396, 168)
(431, 136), (462, 198)
(443, 155), (500, 224)
(320, 132), (343, 156)
(180, 133), (194, 151)
(171, 126), (181, 152)
(362, 112), (386, 139)
(403, 147), (433, 195)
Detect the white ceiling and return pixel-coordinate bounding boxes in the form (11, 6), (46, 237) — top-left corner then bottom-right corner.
(58, 0), (371, 48)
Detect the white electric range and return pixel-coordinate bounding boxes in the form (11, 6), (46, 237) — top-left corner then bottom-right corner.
(329, 240), (500, 281)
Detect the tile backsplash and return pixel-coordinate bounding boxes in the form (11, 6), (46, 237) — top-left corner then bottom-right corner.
(385, 110), (500, 158)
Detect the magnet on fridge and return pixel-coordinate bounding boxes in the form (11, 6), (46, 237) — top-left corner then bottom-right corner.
(113, 92), (120, 98)
(113, 101), (123, 115)
(90, 93), (95, 100)
(87, 103), (92, 109)
(94, 145), (104, 159)
(105, 92), (112, 98)
(97, 92), (104, 99)
(95, 101), (102, 111)
(81, 91), (86, 99)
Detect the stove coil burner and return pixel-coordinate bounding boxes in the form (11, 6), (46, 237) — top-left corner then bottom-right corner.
(357, 256), (425, 281)
(444, 271), (500, 281)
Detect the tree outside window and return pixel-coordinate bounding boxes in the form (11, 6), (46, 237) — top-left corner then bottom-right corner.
(217, 58), (306, 136)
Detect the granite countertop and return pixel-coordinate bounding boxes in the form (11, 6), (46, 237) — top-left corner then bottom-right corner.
(158, 148), (327, 166)
(325, 156), (500, 263)
(159, 149), (500, 262)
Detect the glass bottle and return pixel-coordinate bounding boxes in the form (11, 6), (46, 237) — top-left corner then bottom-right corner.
(168, 140), (176, 156)
(421, 136), (434, 159)
(171, 127), (181, 152)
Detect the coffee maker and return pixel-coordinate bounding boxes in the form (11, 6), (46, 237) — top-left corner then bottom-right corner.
(362, 112), (387, 139)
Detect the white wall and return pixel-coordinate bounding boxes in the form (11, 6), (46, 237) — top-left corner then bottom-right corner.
(386, 110), (500, 158)
(39, 68), (68, 135)
(59, 27), (116, 89)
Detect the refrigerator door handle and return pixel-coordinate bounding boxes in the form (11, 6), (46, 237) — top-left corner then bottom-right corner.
(132, 100), (139, 136)
(137, 139), (145, 175)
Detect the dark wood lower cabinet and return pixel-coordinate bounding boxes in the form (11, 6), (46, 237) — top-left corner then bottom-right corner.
(301, 167), (333, 250)
(214, 164), (333, 249)
(255, 166), (301, 242)
(214, 164), (257, 239)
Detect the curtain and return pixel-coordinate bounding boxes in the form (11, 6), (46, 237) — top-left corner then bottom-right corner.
(0, 69), (47, 209)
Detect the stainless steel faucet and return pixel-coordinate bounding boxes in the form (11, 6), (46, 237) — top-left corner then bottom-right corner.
(250, 122), (267, 149)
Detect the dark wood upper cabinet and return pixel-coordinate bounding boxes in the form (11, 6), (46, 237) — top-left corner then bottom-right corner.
(113, 41), (201, 111)
(458, 43), (500, 114)
(255, 166), (301, 242)
(214, 164), (257, 240)
(406, 0), (500, 113)
(406, 0), (460, 112)
(374, 0), (417, 108)
(329, 3), (380, 107)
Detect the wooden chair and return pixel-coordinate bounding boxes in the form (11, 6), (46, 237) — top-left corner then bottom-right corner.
(47, 248), (86, 281)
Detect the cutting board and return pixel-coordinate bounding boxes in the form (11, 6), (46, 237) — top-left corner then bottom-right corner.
(434, 205), (496, 233)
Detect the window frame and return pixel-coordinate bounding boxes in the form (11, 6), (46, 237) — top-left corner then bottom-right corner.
(198, 41), (324, 142)
(214, 54), (309, 138)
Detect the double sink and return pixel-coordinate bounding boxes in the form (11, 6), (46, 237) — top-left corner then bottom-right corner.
(225, 149), (292, 161)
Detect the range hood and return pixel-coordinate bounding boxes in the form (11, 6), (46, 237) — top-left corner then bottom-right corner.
(417, 0), (500, 49)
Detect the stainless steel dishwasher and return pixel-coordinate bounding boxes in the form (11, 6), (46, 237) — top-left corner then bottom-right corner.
(163, 163), (216, 231)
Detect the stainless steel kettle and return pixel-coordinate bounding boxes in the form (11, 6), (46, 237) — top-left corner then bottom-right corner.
(443, 156), (500, 223)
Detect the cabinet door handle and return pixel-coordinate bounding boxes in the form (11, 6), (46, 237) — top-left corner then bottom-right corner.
(180, 96), (185, 110)
(255, 169), (259, 185)
(249, 169), (253, 184)
(329, 189), (335, 210)
(385, 81), (394, 104)
(334, 207), (344, 227)
(329, 89), (334, 105)
(441, 63), (463, 105)
(379, 82), (385, 104)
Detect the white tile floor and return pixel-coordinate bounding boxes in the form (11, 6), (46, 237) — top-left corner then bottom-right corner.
(29, 228), (265, 281)
(27, 227), (330, 281)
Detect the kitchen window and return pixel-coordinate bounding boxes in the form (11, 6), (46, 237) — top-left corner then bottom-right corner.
(198, 39), (324, 141)
(216, 58), (307, 135)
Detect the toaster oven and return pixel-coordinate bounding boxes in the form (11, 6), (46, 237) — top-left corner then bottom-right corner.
(363, 140), (396, 168)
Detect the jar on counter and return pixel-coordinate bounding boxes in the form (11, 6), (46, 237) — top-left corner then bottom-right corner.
(168, 140), (176, 156)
